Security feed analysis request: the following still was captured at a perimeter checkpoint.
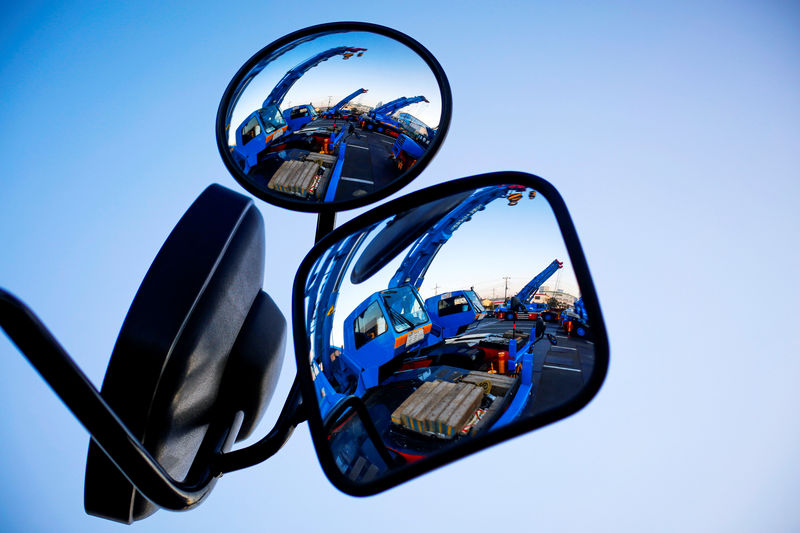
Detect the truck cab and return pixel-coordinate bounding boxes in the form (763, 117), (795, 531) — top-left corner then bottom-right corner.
(391, 133), (426, 171)
(282, 104), (318, 133)
(424, 290), (486, 339)
(233, 106), (288, 173)
(340, 285), (432, 393)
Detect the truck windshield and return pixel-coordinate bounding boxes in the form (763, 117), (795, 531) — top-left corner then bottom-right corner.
(258, 107), (286, 134)
(464, 291), (485, 313)
(290, 106), (315, 119)
(380, 286), (428, 333)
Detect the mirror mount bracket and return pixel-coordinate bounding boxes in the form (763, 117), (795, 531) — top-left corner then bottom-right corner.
(0, 288), (218, 512)
(214, 374), (308, 474)
(315, 212), (337, 244)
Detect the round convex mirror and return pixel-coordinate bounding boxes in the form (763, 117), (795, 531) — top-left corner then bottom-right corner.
(216, 22), (452, 212)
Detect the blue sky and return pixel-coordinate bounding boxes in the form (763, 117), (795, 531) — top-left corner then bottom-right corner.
(1, 1), (799, 532)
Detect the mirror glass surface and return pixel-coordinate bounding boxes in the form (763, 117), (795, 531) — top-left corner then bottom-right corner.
(220, 29), (445, 207)
(302, 184), (597, 484)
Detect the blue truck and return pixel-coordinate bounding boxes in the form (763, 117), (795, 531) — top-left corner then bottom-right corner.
(305, 186), (559, 469)
(390, 133), (427, 172)
(232, 46), (366, 174)
(322, 88), (368, 119)
(359, 95), (428, 137)
(560, 297), (591, 339)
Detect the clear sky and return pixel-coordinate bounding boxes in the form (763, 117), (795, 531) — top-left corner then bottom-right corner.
(1, 2), (800, 532)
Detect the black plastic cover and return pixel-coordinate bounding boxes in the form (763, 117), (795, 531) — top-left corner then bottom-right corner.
(84, 184), (281, 523)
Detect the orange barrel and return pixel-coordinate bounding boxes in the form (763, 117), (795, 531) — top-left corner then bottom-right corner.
(497, 351), (507, 374)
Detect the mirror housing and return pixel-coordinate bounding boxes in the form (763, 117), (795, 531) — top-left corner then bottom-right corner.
(216, 21), (452, 213)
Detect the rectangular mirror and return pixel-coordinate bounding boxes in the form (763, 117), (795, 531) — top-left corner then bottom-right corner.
(294, 173), (607, 492)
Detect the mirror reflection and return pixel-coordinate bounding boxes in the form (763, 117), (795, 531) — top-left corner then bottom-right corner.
(222, 31), (443, 204)
(303, 185), (596, 483)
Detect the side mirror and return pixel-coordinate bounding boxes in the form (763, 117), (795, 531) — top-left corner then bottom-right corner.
(0, 173), (607, 520)
(293, 171), (608, 493)
(216, 22), (451, 213)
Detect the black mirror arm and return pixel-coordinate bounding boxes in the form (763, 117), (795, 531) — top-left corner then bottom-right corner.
(214, 374), (308, 474)
(0, 288), (217, 511)
(315, 212), (336, 243)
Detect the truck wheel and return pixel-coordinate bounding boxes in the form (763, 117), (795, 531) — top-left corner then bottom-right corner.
(506, 312), (514, 321)
(575, 326), (587, 338)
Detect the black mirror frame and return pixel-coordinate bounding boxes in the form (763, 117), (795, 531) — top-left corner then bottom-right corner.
(215, 21), (453, 214)
(291, 171), (610, 496)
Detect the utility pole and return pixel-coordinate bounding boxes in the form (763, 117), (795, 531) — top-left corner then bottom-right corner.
(503, 277), (510, 302)
(433, 283), (440, 295)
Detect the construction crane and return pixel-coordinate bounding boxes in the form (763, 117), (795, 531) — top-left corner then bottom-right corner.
(323, 87), (368, 118)
(304, 185), (559, 449)
(494, 259), (563, 320)
(233, 46), (366, 173)
(360, 95), (428, 136)
(560, 297), (591, 338)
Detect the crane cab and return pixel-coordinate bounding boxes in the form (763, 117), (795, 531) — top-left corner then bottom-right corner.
(282, 104), (318, 133)
(233, 106), (288, 173)
(424, 290), (486, 339)
(341, 285), (432, 390)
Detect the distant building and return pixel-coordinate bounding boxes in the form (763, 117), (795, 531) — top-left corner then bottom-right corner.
(531, 289), (577, 308)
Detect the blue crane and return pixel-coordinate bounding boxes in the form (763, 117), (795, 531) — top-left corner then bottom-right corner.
(560, 297), (591, 338)
(262, 47), (366, 109)
(370, 95), (428, 119)
(304, 185), (559, 441)
(495, 259), (563, 320)
(233, 46), (366, 173)
(389, 186), (514, 289)
(361, 95), (429, 135)
(325, 88), (368, 117)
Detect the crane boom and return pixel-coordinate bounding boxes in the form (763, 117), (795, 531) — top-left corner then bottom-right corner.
(262, 46), (366, 109)
(328, 88), (368, 115)
(389, 186), (513, 290)
(371, 95), (428, 119)
(515, 259), (563, 303)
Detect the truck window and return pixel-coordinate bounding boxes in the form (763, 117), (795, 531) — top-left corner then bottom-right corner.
(464, 291), (485, 313)
(437, 295), (470, 317)
(290, 106), (312, 119)
(353, 300), (387, 349)
(241, 116), (261, 145)
(258, 107), (285, 134)
(381, 286), (428, 333)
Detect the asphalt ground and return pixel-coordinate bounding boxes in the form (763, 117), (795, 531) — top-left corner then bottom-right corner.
(310, 118), (401, 201)
(466, 317), (596, 416)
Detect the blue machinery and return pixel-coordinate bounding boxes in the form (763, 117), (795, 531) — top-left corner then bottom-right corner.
(233, 46), (366, 173)
(494, 259), (563, 320)
(361, 95), (429, 132)
(305, 186), (553, 431)
(261, 47), (366, 109)
(388, 187), (513, 289)
(560, 297), (590, 338)
(324, 88), (368, 117)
